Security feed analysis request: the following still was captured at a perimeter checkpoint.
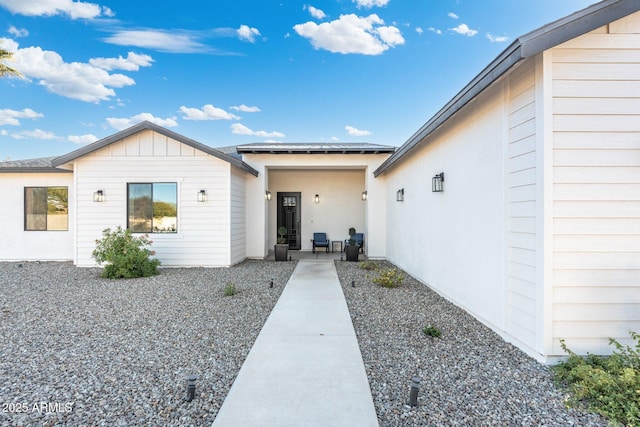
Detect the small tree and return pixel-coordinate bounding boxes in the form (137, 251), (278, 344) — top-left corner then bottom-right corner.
(92, 226), (160, 279)
(277, 226), (288, 244)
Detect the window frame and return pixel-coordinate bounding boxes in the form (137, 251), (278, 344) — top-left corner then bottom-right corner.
(24, 186), (69, 231)
(126, 182), (178, 234)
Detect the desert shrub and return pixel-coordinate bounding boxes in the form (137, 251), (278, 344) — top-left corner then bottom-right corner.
(92, 226), (160, 279)
(223, 282), (237, 296)
(359, 260), (379, 271)
(372, 267), (404, 288)
(422, 325), (442, 338)
(553, 331), (640, 426)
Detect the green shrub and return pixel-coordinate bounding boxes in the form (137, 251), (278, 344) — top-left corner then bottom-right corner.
(92, 226), (160, 279)
(422, 325), (442, 338)
(372, 267), (404, 288)
(553, 331), (640, 426)
(223, 282), (237, 297)
(359, 260), (379, 271)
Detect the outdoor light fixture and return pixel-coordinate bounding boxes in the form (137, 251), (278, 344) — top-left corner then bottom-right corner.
(314, 194), (320, 203)
(408, 376), (421, 407)
(396, 188), (404, 202)
(361, 191), (368, 201)
(93, 190), (104, 202)
(265, 191), (272, 201)
(432, 172), (444, 192)
(197, 189), (207, 202)
(185, 375), (197, 402)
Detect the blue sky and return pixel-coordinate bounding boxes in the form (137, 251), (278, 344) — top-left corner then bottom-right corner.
(0, 0), (595, 161)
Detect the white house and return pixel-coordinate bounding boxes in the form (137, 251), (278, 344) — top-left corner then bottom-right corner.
(1, 0), (638, 362)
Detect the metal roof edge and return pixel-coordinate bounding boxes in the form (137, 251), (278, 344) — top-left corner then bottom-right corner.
(235, 142), (396, 154)
(51, 121), (259, 177)
(0, 167), (72, 173)
(373, 0), (639, 177)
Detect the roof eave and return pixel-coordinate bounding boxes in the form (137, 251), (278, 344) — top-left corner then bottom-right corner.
(373, 0), (640, 177)
(0, 167), (72, 173)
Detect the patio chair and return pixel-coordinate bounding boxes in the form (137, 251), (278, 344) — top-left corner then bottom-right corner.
(345, 233), (364, 253)
(312, 232), (330, 253)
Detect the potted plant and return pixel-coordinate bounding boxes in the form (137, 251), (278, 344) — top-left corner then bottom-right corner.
(345, 227), (359, 262)
(274, 226), (289, 261)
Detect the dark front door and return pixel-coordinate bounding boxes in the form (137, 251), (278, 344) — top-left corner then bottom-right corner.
(277, 192), (301, 250)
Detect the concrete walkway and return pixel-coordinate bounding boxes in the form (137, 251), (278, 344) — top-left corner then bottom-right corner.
(212, 259), (378, 427)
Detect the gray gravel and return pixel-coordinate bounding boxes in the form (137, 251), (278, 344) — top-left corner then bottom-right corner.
(335, 260), (608, 427)
(1, 259), (610, 426)
(0, 260), (297, 427)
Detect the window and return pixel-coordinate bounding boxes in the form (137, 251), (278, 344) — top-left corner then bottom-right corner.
(127, 183), (177, 233)
(24, 186), (68, 231)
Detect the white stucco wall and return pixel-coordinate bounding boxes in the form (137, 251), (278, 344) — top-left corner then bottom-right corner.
(0, 172), (74, 261)
(383, 81), (511, 347)
(242, 153), (389, 258)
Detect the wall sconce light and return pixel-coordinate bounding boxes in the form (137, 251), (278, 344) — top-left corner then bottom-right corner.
(432, 172), (445, 192)
(197, 189), (207, 202)
(314, 194), (320, 203)
(93, 190), (105, 202)
(265, 191), (272, 201)
(361, 191), (368, 201)
(396, 188), (404, 202)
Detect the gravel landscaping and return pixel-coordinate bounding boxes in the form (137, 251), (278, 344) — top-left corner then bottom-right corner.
(335, 260), (608, 427)
(1, 259), (611, 426)
(0, 260), (297, 427)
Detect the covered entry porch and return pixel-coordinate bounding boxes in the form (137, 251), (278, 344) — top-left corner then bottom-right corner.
(267, 168), (367, 253)
(240, 143), (395, 260)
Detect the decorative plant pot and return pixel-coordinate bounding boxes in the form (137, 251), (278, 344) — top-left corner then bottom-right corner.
(345, 244), (359, 262)
(274, 244), (289, 262)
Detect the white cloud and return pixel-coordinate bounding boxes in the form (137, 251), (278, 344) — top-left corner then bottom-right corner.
(231, 123), (284, 138)
(0, 108), (43, 126)
(428, 27), (442, 35)
(180, 104), (240, 121)
(450, 24), (478, 37)
(89, 52), (154, 71)
(3, 38), (142, 103)
(103, 29), (208, 53)
(448, 12), (459, 19)
(353, 0), (389, 8)
(306, 5), (326, 20)
(0, 0), (114, 19)
(294, 14), (404, 55)
(345, 125), (371, 136)
(8, 25), (28, 37)
(375, 25), (404, 46)
(230, 104), (261, 113)
(68, 134), (98, 144)
(106, 113), (178, 130)
(11, 128), (58, 140)
(487, 33), (509, 43)
(415, 27), (423, 35)
(237, 25), (261, 43)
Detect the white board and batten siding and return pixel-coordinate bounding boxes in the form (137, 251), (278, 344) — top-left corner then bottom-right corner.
(74, 130), (239, 267)
(550, 12), (640, 355)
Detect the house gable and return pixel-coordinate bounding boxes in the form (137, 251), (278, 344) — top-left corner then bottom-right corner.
(52, 121), (258, 176)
